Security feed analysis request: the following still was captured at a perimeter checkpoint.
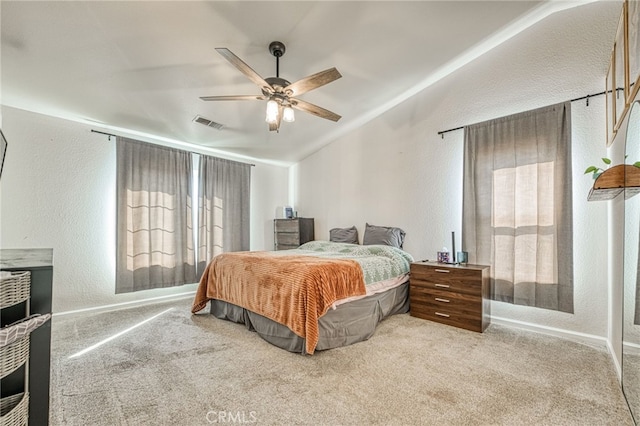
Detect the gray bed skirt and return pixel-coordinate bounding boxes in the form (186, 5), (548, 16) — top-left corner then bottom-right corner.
(209, 281), (410, 354)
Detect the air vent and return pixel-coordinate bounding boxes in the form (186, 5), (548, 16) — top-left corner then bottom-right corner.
(193, 115), (224, 130)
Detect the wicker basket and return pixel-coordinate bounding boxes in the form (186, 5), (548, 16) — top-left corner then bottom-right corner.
(0, 336), (30, 380)
(0, 392), (29, 426)
(0, 271), (30, 310)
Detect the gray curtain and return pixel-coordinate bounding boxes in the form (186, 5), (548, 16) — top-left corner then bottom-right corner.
(462, 102), (574, 313)
(116, 137), (196, 293)
(197, 155), (251, 278)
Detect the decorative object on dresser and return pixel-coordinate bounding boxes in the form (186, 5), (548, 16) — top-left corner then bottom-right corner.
(410, 261), (490, 332)
(273, 218), (314, 250)
(0, 249), (53, 426)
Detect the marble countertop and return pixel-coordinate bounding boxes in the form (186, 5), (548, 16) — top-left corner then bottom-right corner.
(0, 248), (53, 269)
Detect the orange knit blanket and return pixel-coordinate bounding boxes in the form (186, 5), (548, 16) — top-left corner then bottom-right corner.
(192, 252), (366, 354)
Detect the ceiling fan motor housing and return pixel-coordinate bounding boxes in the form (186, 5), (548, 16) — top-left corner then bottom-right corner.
(263, 77), (292, 97)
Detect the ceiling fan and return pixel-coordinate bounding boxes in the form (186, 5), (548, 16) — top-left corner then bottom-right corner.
(201, 41), (342, 132)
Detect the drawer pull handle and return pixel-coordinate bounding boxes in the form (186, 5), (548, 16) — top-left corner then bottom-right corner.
(435, 312), (450, 318)
(434, 269), (450, 273)
(435, 284), (450, 288)
(435, 297), (450, 303)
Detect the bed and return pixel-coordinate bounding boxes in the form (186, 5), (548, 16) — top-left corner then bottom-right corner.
(191, 240), (414, 354)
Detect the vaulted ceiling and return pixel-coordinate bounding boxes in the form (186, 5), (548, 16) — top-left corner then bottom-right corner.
(1, 1), (613, 163)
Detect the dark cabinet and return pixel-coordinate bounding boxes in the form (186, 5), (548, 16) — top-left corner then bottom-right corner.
(1, 249), (53, 426)
(274, 218), (314, 250)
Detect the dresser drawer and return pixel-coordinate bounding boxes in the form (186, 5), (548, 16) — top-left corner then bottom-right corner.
(275, 244), (298, 251)
(410, 285), (481, 315)
(276, 233), (300, 246)
(410, 304), (484, 333)
(275, 220), (300, 233)
(410, 266), (482, 296)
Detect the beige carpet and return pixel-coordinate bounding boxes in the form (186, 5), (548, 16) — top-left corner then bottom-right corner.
(49, 297), (633, 425)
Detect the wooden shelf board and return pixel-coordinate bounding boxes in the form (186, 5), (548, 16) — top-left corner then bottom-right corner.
(587, 165), (640, 201)
(588, 187), (624, 201)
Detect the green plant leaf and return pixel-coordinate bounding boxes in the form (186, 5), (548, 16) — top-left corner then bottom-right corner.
(602, 157), (612, 165)
(634, 161), (640, 168)
(584, 166), (598, 174)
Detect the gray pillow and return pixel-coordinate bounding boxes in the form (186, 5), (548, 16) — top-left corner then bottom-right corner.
(363, 223), (406, 249)
(329, 226), (359, 244)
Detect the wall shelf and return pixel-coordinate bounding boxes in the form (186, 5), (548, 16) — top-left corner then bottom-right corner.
(588, 164), (640, 201)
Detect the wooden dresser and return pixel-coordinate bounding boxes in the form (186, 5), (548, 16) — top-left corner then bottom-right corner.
(410, 261), (490, 332)
(274, 218), (315, 250)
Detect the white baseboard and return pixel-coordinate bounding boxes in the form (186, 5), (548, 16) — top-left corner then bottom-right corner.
(491, 315), (622, 379)
(53, 291), (196, 317)
(623, 340), (640, 356)
(490, 315), (609, 348)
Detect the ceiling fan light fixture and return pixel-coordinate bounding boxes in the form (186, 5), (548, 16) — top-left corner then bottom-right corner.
(283, 106), (295, 123)
(203, 42), (342, 131)
(265, 99), (279, 123)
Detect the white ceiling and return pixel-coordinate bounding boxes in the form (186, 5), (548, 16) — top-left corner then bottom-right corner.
(1, 1), (607, 164)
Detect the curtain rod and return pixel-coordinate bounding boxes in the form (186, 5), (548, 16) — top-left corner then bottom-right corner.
(90, 129), (256, 166)
(436, 89), (611, 138)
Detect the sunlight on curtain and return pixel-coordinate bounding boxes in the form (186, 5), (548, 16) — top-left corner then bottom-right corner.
(196, 155), (250, 278)
(198, 195), (225, 263)
(126, 189), (180, 271)
(116, 137), (196, 293)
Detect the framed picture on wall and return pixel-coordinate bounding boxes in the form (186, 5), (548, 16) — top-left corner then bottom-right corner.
(628, 0), (640, 102)
(607, 53), (616, 146)
(615, 3), (628, 129)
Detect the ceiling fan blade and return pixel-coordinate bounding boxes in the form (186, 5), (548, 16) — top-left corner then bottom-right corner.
(284, 68), (342, 97)
(291, 99), (341, 122)
(200, 95), (266, 101)
(215, 48), (273, 93)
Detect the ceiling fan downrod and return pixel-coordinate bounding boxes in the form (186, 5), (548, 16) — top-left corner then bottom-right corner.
(269, 41), (286, 78)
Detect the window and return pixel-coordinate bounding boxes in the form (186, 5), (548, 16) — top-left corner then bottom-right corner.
(462, 102), (573, 312)
(116, 138), (251, 293)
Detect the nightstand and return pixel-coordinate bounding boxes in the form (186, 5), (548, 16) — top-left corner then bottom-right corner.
(410, 261), (490, 332)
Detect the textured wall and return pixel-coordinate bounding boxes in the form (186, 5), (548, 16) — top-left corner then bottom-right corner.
(294, 2), (619, 340)
(0, 106), (288, 313)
